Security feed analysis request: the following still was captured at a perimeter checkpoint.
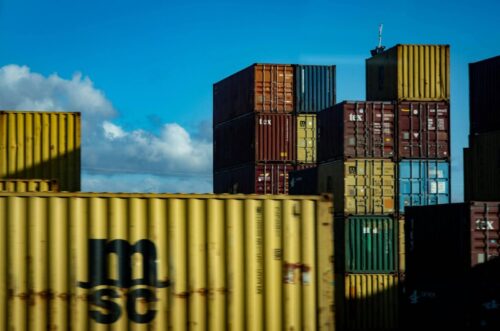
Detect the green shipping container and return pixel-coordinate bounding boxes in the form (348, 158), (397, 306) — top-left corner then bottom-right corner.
(338, 216), (397, 273)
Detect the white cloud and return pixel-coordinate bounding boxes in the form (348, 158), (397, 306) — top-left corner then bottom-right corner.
(0, 64), (213, 192)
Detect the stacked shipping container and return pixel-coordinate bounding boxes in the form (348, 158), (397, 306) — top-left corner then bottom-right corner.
(403, 202), (500, 329)
(464, 56), (500, 201)
(213, 64), (335, 194)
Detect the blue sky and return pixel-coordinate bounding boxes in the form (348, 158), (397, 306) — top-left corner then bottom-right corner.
(0, 0), (499, 199)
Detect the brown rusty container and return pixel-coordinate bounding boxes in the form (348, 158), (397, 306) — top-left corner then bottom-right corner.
(214, 163), (294, 194)
(406, 202), (500, 277)
(469, 55), (500, 135)
(213, 64), (294, 125)
(317, 101), (395, 162)
(397, 101), (450, 160)
(465, 130), (500, 201)
(214, 113), (296, 171)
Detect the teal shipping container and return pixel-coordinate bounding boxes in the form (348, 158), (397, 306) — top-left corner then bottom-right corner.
(399, 160), (450, 213)
(336, 216), (398, 273)
(294, 65), (336, 113)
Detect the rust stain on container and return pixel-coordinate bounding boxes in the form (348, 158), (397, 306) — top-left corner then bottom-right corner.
(0, 192), (334, 330)
(318, 101), (395, 162)
(397, 101), (450, 160)
(214, 113), (296, 170)
(213, 64), (294, 125)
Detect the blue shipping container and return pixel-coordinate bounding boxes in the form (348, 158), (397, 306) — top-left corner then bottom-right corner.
(294, 65), (336, 113)
(399, 160), (450, 213)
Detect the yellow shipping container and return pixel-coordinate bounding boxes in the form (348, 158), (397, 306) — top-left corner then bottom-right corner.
(318, 159), (395, 215)
(297, 114), (317, 163)
(0, 111), (81, 191)
(398, 217), (405, 273)
(0, 192), (334, 330)
(0, 179), (59, 192)
(337, 273), (399, 331)
(366, 44), (450, 101)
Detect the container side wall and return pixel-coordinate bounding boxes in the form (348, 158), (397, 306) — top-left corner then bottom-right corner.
(397, 101), (450, 160)
(296, 114), (317, 163)
(344, 216), (397, 273)
(0, 193), (334, 330)
(469, 56), (500, 134)
(0, 112), (81, 191)
(0, 179), (59, 192)
(295, 65), (336, 113)
(338, 273), (399, 331)
(467, 131), (500, 200)
(398, 160), (450, 213)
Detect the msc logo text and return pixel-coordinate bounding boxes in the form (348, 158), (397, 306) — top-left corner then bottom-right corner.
(77, 239), (169, 324)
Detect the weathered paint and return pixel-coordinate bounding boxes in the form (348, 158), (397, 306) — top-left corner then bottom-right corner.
(338, 216), (397, 273)
(337, 273), (399, 331)
(294, 65), (336, 113)
(398, 160), (450, 213)
(0, 192), (334, 330)
(0, 111), (81, 191)
(214, 163), (295, 194)
(0, 179), (59, 192)
(366, 44), (450, 101)
(213, 64), (294, 125)
(317, 101), (395, 162)
(296, 114), (317, 163)
(318, 159), (396, 215)
(214, 113), (296, 170)
(397, 101), (450, 160)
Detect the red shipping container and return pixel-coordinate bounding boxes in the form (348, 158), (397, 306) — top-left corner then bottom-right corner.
(213, 163), (294, 194)
(213, 64), (294, 125)
(405, 202), (500, 278)
(213, 113), (296, 171)
(317, 101), (395, 162)
(397, 101), (450, 160)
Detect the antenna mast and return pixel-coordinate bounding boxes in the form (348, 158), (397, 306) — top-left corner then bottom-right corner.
(370, 23), (386, 56)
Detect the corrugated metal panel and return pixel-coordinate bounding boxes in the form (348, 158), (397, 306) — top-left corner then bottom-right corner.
(398, 160), (450, 213)
(318, 101), (395, 162)
(398, 217), (406, 273)
(0, 111), (81, 191)
(337, 273), (399, 331)
(366, 44), (450, 101)
(0, 179), (59, 192)
(466, 131), (500, 201)
(339, 216), (397, 273)
(289, 167), (319, 195)
(214, 113), (296, 170)
(397, 101), (450, 160)
(319, 159), (395, 215)
(296, 114), (316, 163)
(214, 163), (294, 194)
(213, 64), (294, 125)
(0, 192), (334, 330)
(469, 55), (500, 135)
(294, 65), (336, 113)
